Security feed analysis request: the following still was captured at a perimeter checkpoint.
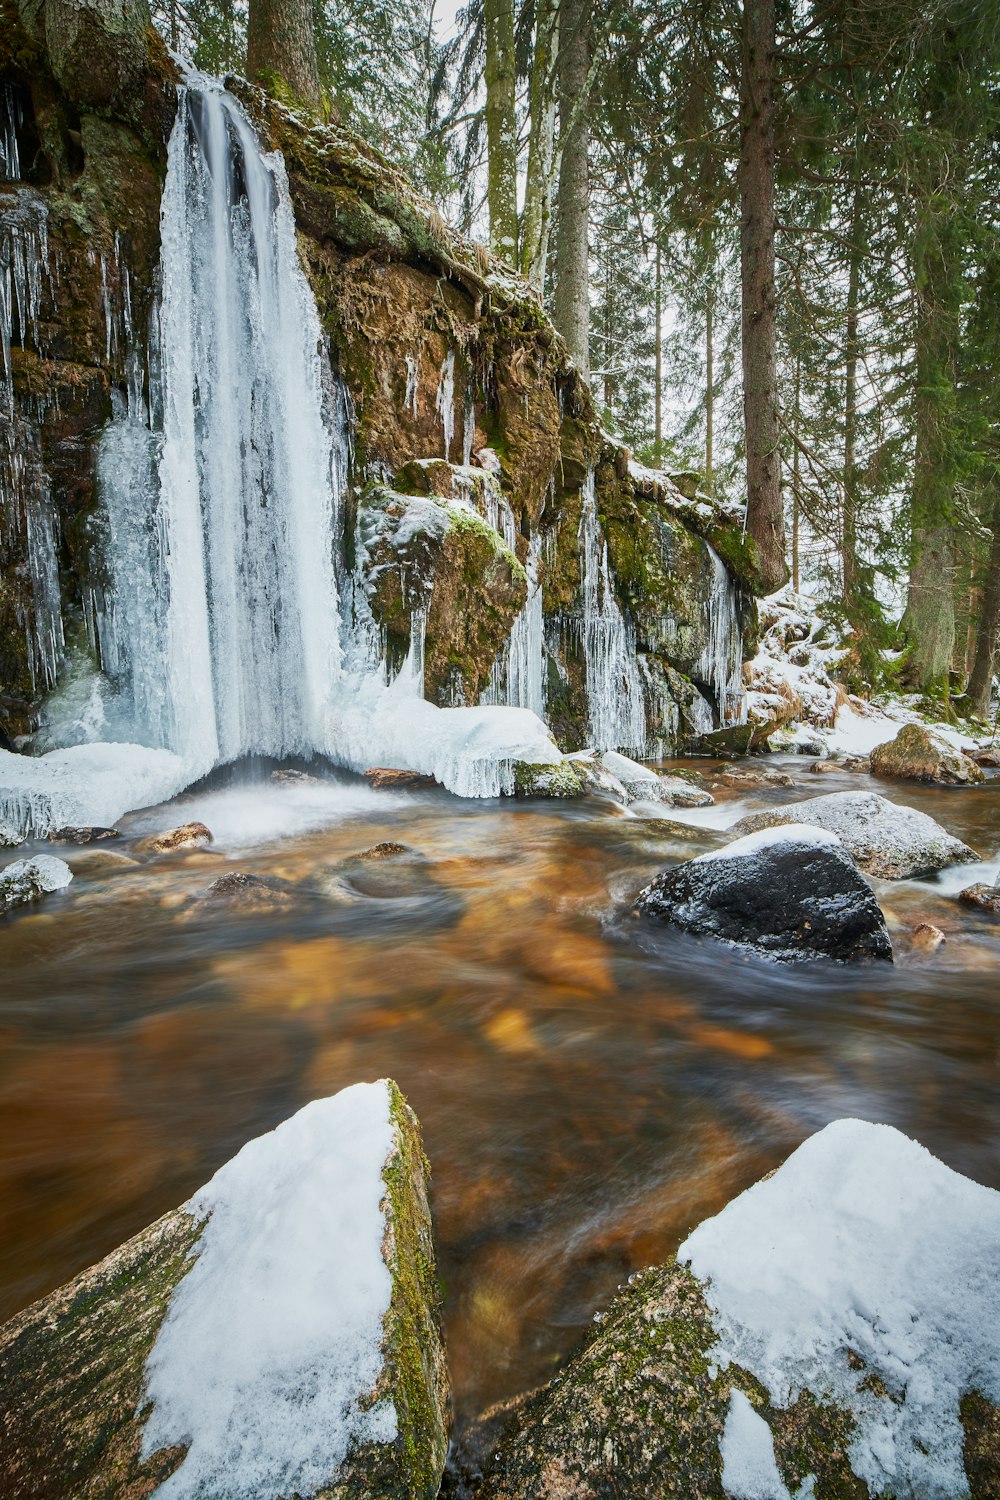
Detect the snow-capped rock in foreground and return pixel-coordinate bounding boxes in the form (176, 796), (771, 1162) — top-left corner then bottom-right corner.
(732, 789), (978, 881)
(0, 1081), (449, 1500)
(633, 823), (892, 964)
(482, 1120), (1000, 1500)
(0, 853), (72, 915)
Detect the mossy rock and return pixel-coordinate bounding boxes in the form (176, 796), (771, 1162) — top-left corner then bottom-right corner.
(512, 760), (584, 798)
(869, 722), (984, 787)
(0, 1081), (450, 1500)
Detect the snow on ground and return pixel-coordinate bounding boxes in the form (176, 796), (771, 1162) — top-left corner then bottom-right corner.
(0, 743), (196, 843)
(681, 1119), (1000, 1500)
(141, 1082), (397, 1500)
(695, 824), (842, 864)
(747, 587), (991, 759)
(719, 1389), (794, 1500)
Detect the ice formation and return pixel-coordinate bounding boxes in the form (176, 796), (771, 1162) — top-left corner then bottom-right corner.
(577, 471), (646, 752)
(140, 1082), (398, 1500)
(1, 79), (564, 833)
(682, 1119), (1000, 1499)
(697, 544), (746, 727)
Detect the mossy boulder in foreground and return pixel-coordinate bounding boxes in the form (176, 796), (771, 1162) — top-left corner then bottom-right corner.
(483, 1119), (1000, 1500)
(0, 1079), (450, 1499)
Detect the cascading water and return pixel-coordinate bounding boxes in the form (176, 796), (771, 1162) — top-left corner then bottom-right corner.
(481, 532), (545, 717)
(578, 472), (646, 752)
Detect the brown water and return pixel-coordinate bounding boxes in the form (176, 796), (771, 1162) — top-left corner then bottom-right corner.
(1, 757), (998, 1421)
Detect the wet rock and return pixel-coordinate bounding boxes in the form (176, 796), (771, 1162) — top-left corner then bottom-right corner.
(194, 871), (298, 915)
(0, 1081), (450, 1500)
(958, 884), (1000, 915)
(0, 854), (73, 914)
(870, 723), (984, 786)
(513, 761), (584, 798)
(843, 755), (870, 773)
(634, 825), (892, 964)
(134, 822), (214, 855)
(809, 760), (841, 774)
(365, 767), (440, 790)
(717, 768), (791, 789)
(975, 749), (1000, 769)
(47, 825), (120, 844)
(911, 921), (946, 952)
(732, 790), (978, 880)
(67, 848), (140, 876)
(688, 724), (767, 758)
(354, 842), (414, 860)
(597, 752), (714, 807)
(270, 768), (321, 784)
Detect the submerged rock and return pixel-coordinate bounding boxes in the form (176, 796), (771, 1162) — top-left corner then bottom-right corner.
(870, 723), (985, 786)
(134, 822), (214, 855)
(958, 884), (1000, 915)
(634, 825), (892, 964)
(355, 842), (414, 860)
(0, 1081), (450, 1500)
(911, 921), (946, 952)
(193, 871), (298, 915)
(365, 768), (440, 790)
(0, 854), (73, 914)
(482, 1121), (1000, 1500)
(732, 790), (978, 880)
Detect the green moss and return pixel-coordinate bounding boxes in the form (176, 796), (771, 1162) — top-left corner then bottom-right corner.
(513, 761), (584, 798)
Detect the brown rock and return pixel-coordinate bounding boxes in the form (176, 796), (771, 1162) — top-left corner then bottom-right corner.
(975, 750), (1000, 769)
(353, 842), (413, 861)
(843, 756), (871, 773)
(958, 884), (1000, 915)
(810, 760), (841, 774)
(194, 871), (297, 914)
(47, 826), (120, 844)
(911, 922), (946, 952)
(870, 723), (984, 786)
(134, 822), (213, 855)
(364, 768), (439, 790)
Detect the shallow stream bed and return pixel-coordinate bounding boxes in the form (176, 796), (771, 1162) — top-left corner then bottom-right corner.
(1, 755), (998, 1422)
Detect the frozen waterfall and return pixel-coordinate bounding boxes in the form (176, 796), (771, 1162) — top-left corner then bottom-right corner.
(578, 472), (646, 753)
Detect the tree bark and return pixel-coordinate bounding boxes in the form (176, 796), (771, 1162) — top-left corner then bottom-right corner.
(792, 353), (801, 593)
(842, 172), (861, 612)
(967, 496), (1000, 716)
(654, 240), (663, 457)
(705, 229), (715, 492)
(247, 0), (320, 111)
(739, 0), (787, 591)
(484, 0), (518, 264)
(521, 0), (559, 288)
(553, 0), (591, 377)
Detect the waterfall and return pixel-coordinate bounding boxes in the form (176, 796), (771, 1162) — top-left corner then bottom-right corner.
(578, 472), (646, 752)
(697, 544), (746, 726)
(102, 82), (342, 771)
(480, 531), (545, 717)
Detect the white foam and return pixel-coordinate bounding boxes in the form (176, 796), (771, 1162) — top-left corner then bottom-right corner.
(682, 1119), (1000, 1499)
(141, 1082), (398, 1499)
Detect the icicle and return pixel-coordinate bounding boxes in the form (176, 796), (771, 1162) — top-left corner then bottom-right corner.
(696, 545), (746, 726)
(0, 85), (22, 182)
(578, 470), (646, 752)
(435, 349), (455, 460)
(404, 352), (418, 415)
(462, 381), (476, 465)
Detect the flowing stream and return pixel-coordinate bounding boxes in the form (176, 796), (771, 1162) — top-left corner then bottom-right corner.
(1, 755), (997, 1425)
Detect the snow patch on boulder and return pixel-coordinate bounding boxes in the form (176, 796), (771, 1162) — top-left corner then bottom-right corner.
(719, 1390), (793, 1500)
(698, 824), (842, 864)
(0, 853), (73, 914)
(682, 1118), (1000, 1500)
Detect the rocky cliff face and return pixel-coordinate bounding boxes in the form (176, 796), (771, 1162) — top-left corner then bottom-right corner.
(0, 0), (758, 757)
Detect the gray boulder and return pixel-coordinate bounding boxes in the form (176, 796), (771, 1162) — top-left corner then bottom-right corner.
(731, 789), (977, 880)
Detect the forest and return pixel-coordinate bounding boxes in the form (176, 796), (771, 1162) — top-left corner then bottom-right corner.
(0, 0), (999, 1496)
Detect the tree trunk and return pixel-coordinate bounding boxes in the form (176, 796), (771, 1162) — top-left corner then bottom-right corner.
(792, 353), (801, 593)
(654, 240), (662, 457)
(739, 0), (786, 591)
(521, 0), (559, 288)
(705, 230), (715, 492)
(967, 496), (1000, 716)
(484, 0), (518, 264)
(247, 0), (320, 111)
(842, 173), (861, 612)
(553, 0), (591, 377)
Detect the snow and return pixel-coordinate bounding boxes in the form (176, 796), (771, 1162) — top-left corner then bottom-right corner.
(681, 1119), (1000, 1500)
(140, 1082), (398, 1500)
(719, 1390), (792, 1500)
(601, 750), (659, 783)
(0, 743), (194, 842)
(0, 853), (73, 911)
(697, 824), (843, 864)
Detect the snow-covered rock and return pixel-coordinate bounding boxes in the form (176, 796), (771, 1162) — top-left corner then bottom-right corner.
(0, 1081), (450, 1500)
(0, 854), (73, 915)
(870, 723), (985, 786)
(633, 823), (892, 964)
(579, 751), (714, 808)
(481, 1121), (1000, 1500)
(732, 790), (978, 881)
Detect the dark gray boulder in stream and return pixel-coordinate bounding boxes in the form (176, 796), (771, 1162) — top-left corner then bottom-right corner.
(0, 1080), (450, 1500)
(633, 825), (892, 964)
